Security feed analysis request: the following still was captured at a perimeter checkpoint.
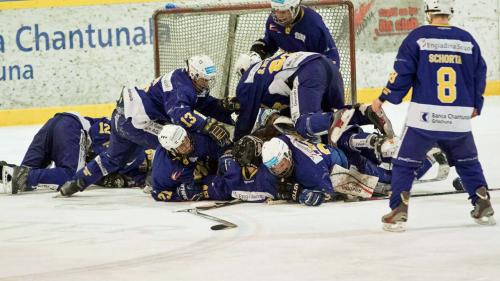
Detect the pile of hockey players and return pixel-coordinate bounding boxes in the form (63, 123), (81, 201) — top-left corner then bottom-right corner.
(1, 0), (495, 231)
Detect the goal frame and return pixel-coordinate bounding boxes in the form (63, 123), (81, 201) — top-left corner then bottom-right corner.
(153, 0), (357, 103)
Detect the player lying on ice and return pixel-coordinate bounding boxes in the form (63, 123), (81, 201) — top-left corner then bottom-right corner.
(58, 55), (237, 197)
(1, 112), (149, 194)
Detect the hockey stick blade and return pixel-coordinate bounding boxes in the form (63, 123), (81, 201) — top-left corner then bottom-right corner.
(176, 207), (238, 231)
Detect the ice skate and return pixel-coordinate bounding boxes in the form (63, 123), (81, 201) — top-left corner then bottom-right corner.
(328, 108), (355, 146)
(471, 187), (496, 226)
(2, 164), (30, 194)
(382, 191), (410, 232)
(59, 179), (85, 197)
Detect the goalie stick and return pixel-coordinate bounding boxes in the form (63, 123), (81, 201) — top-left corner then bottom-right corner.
(175, 199), (242, 231)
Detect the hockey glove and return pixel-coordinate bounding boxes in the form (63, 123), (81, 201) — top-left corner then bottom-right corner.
(221, 97), (241, 113)
(276, 178), (303, 201)
(203, 118), (232, 147)
(177, 182), (204, 201)
(298, 189), (326, 207)
(217, 152), (236, 176)
(98, 173), (128, 188)
(233, 135), (263, 167)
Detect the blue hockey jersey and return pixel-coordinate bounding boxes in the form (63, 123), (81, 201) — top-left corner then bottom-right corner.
(379, 24), (487, 138)
(150, 132), (222, 202)
(123, 69), (233, 132)
(278, 134), (347, 194)
(261, 6), (340, 64)
(234, 52), (330, 140)
(205, 157), (278, 202)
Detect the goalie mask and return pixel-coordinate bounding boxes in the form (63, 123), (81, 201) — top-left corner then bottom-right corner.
(186, 55), (217, 96)
(424, 0), (454, 21)
(233, 135), (264, 168)
(271, 0), (302, 26)
(158, 124), (193, 156)
(262, 137), (293, 178)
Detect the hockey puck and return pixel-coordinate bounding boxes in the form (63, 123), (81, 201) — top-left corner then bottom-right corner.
(452, 177), (464, 191)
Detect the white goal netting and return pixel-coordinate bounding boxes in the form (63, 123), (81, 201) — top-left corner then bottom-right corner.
(154, 0), (356, 104)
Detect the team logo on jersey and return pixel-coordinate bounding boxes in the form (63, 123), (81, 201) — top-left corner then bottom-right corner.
(294, 32), (306, 43)
(420, 112), (430, 123)
(269, 23), (280, 33)
(171, 170), (183, 181)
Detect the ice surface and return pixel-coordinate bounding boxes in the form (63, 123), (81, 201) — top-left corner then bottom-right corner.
(0, 98), (499, 281)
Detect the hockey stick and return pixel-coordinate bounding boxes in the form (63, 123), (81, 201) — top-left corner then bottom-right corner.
(176, 207), (238, 231)
(195, 198), (243, 211)
(353, 187), (500, 202)
(175, 199), (242, 231)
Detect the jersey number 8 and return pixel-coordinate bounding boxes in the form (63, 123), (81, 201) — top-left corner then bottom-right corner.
(437, 67), (457, 103)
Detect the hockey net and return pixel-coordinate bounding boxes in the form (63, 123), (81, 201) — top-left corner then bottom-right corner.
(153, 0), (356, 104)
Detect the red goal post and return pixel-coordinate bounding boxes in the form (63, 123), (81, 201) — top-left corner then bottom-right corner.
(153, 0), (357, 104)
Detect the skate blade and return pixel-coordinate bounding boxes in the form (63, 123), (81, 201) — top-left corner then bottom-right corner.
(474, 216), (496, 226)
(383, 222), (406, 232)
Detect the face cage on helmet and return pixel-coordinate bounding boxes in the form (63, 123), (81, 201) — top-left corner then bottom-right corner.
(171, 135), (194, 156)
(271, 4), (301, 26)
(268, 154), (293, 178)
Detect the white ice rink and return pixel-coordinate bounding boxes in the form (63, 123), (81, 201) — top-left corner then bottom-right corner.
(1, 98), (499, 281)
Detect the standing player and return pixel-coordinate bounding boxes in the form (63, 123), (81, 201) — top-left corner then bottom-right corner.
(58, 55), (234, 196)
(235, 0), (340, 74)
(371, 0), (495, 231)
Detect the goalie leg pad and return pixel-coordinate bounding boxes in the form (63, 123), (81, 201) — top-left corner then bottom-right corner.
(329, 165), (378, 198)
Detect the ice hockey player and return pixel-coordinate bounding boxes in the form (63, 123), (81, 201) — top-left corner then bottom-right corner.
(234, 52), (345, 142)
(371, 0), (495, 231)
(202, 135), (281, 202)
(235, 0), (340, 75)
(0, 113), (147, 194)
(150, 124), (225, 202)
(58, 55), (235, 197)
(260, 135), (349, 206)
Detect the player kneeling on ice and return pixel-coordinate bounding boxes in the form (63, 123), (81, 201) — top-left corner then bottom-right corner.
(371, 0), (495, 231)
(149, 124), (227, 202)
(59, 55), (235, 197)
(1, 113), (147, 194)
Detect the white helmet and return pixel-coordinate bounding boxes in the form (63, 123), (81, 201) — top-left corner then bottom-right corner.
(262, 137), (293, 177)
(187, 55), (217, 81)
(425, 0), (454, 16)
(158, 124), (188, 152)
(271, 0), (301, 25)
